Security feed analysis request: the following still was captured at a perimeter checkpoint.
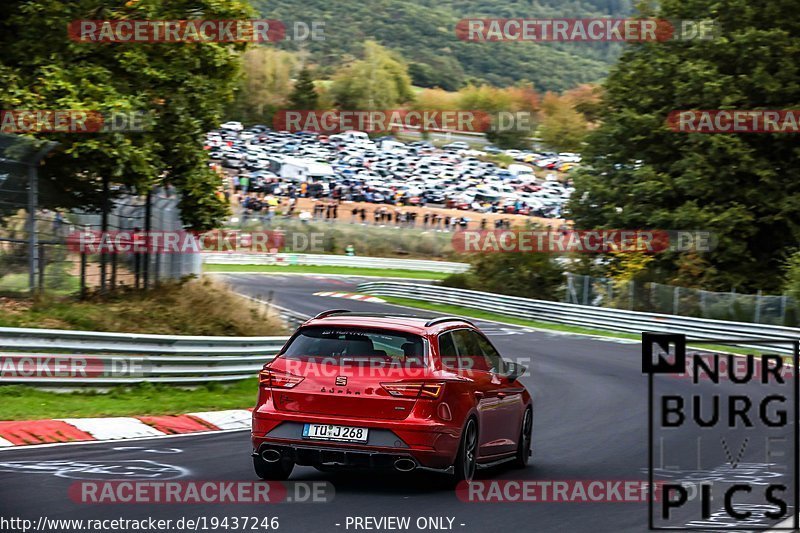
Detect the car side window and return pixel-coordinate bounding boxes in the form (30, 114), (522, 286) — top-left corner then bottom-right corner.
(438, 331), (459, 369)
(452, 329), (491, 372)
(474, 333), (504, 373)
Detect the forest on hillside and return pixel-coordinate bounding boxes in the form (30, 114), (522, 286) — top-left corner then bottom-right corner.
(255, 0), (633, 91)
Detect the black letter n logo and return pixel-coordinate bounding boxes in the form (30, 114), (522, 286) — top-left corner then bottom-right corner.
(642, 333), (686, 374)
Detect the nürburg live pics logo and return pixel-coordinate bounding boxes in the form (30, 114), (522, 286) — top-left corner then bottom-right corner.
(642, 333), (799, 530)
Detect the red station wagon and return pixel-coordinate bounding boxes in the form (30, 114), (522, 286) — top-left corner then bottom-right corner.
(251, 311), (533, 482)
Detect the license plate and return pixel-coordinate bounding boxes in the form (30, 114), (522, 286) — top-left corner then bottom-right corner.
(302, 423), (369, 443)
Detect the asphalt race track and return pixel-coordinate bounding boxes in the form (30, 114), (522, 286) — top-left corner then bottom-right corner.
(0, 273), (795, 532)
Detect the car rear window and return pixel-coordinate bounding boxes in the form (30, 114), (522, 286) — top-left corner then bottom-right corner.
(280, 327), (426, 367)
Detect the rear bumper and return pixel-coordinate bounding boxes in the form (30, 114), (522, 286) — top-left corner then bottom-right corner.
(253, 442), (453, 474)
(252, 412), (461, 470)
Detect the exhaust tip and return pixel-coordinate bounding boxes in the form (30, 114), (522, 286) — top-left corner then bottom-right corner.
(261, 449), (282, 463)
(394, 458), (416, 472)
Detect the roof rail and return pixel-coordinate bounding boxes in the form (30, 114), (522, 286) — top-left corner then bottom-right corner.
(424, 316), (476, 327)
(313, 309), (352, 320)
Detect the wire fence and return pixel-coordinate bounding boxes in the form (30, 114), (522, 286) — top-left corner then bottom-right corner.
(0, 190), (201, 296)
(564, 273), (798, 326)
(0, 133), (200, 296)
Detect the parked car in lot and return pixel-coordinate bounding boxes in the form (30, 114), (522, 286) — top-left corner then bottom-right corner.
(252, 311), (533, 482)
(208, 125), (578, 219)
(220, 121), (243, 132)
(442, 141), (470, 151)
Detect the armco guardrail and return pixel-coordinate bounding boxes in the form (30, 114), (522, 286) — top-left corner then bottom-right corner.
(203, 253), (469, 274)
(0, 327), (290, 385)
(357, 281), (800, 353)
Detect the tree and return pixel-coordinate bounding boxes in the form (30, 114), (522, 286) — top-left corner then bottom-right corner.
(232, 47), (298, 124)
(254, 0), (623, 92)
(0, 0), (251, 230)
(443, 252), (564, 301)
(564, 84), (604, 123)
(784, 251), (800, 302)
(569, 0), (800, 291)
(537, 92), (589, 152)
(455, 84), (540, 149)
(330, 41), (413, 110)
(288, 67), (319, 110)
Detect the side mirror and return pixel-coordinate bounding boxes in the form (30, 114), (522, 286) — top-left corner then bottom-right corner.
(503, 361), (526, 382)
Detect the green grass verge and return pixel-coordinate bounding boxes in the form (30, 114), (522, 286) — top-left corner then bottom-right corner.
(373, 295), (769, 357)
(0, 270), (80, 296)
(376, 295), (640, 338)
(204, 263), (450, 280)
(0, 380), (258, 421)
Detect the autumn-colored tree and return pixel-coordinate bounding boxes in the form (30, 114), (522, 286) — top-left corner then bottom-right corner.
(537, 93), (589, 152)
(563, 84), (603, 123)
(233, 47), (298, 123)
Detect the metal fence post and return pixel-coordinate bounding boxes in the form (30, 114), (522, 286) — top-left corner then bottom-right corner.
(629, 281), (634, 310)
(673, 286), (680, 315)
(780, 294), (787, 326)
(27, 162), (38, 293)
(37, 243), (45, 292)
(143, 189), (152, 290)
(755, 290), (762, 323)
(110, 253), (117, 291)
(582, 275), (590, 306)
(99, 175), (109, 293)
(79, 252), (87, 299)
(134, 251), (140, 289)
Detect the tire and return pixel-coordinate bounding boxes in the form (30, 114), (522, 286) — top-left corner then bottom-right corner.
(452, 418), (478, 483)
(253, 454), (294, 480)
(513, 408), (533, 468)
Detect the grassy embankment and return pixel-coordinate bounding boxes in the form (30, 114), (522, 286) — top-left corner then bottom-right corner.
(1, 278), (284, 420)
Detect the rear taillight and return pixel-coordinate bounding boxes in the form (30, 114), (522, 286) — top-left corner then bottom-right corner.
(380, 381), (444, 399)
(259, 369), (304, 389)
